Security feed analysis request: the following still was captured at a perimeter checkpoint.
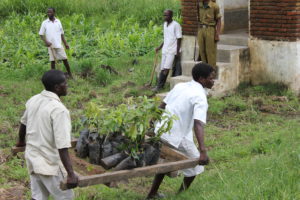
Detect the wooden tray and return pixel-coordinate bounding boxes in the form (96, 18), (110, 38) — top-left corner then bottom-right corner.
(12, 139), (199, 190)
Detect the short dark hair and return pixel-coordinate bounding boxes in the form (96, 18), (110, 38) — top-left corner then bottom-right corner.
(48, 7), (55, 12)
(42, 70), (65, 91)
(192, 62), (214, 80)
(165, 9), (173, 17)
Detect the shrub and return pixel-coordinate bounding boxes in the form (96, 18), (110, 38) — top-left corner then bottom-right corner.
(94, 67), (112, 86)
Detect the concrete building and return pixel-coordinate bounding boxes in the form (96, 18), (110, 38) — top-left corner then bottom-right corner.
(169, 0), (300, 96)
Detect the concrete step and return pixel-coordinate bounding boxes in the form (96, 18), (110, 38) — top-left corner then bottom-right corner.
(219, 32), (248, 46)
(181, 61), (200, 76)
(181, 61), (230, 76)
(170, 75), (192, 89)
(217, 44), (248, 63)
(194, 44), (248, 63)
(171, 61), (239, 97)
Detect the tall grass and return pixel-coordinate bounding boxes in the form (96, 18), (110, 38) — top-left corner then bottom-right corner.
(0, 0), (181, 25)
(0, 13), (163, 71)
(0, 0), (181, 76)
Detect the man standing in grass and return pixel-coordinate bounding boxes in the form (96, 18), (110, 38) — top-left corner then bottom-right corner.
(147, 63), (213, 199)
(16, 70), (78, 199)
(153, 9), (182, 92)
(39, 8), (73, 78)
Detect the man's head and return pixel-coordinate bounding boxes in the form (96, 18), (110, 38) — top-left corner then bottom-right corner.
(163, 10), (173, 22)
(42, 70), (68, 96)
(47, 8), (55, 20)
(192, 63), (214, 89)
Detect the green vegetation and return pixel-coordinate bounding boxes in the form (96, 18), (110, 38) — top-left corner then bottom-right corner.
(0, 0), (299, 199)
(84, 96), (175, 158)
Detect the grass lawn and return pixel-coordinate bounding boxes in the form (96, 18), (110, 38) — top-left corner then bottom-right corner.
(0, 0), (299, 199)
(0, 55), (299, 199)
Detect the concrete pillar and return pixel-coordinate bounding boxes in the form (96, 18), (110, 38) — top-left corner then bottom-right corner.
(249, 0), (300, 94)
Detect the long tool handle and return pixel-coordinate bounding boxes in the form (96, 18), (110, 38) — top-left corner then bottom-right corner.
(60, 158), (199, 190)
(148, 52), (159, 86)
(11, 139), (78, 155)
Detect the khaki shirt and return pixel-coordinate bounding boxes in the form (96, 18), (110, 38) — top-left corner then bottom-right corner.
(21, 90), (72, 176)
(199, 1), (221, 26)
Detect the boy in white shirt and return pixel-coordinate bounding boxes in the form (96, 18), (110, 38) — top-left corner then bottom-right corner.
(147, 63), (214, 199)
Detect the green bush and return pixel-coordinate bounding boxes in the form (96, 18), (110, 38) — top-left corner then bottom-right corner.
(94, 67), (112, 86)
(0, 0), (180, 25)
(73, 59), (94, 77)
(23, 63), (47, 79)
(208, 99), (227, 115)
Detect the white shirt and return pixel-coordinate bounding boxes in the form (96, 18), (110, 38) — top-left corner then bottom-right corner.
(162, 21), (182, 55)
(39, 18), (64, 48)
(156, 80), (208, 148)
(21, 90), (72, 176)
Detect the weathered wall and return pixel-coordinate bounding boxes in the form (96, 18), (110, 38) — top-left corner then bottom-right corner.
(249, 0), (300, 94)
(249, 39), (300, 94)
(250, 0), (300, 41)
(224, 0), (248, 10)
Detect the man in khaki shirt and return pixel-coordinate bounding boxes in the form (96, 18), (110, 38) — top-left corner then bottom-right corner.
(16, 70), (78, 200)
(197, 0), (221, 71)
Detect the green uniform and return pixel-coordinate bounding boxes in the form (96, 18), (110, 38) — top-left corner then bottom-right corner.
(197, 0), (221, 68)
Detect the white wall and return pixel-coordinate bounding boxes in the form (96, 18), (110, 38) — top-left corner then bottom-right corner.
(249, 39), (300, 94)
(224, 0), (248, 10)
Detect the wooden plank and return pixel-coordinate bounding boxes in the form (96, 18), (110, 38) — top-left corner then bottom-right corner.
(11, 139), (188, 162)
(145, 136), (188, 161)
(60, 158), (199, 190)
(160, 144), (188, 161)
(11, 146), (25, 155)
(11, 139), (78, 154)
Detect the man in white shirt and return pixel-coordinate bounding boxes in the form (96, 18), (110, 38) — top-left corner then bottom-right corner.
(147, 63), (214, 199)
(16, 70), (78, 200)
(153, 9), (182, 92)
(39, 8), (72, 78)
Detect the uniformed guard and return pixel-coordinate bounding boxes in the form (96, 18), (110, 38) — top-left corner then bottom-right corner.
(197, 0), (221, 71)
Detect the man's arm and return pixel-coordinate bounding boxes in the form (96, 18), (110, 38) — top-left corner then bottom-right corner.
(61, 34), (69, 49)
(215, 18), (221, 42)
(176, 38), (182, 57)
(40, 35), (52, 47)
(58, 148), (78, 189)
(155, 42), (164, 53)
(194, 119), (209, 165)
(16, 123), (26, 147)
(53, 109), (78, 188)
(159, 102), (166, 110)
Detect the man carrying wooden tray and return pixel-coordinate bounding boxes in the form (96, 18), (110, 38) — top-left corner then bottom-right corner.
(147, 63), (214, 199)
(15, 70), (78, 200)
